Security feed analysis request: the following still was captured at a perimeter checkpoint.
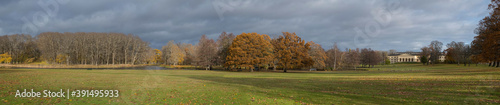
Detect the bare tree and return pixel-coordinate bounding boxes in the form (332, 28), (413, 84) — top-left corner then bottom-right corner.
(162, 40), (185, 65)
(429, 40), (443, 65)
(360, 48), (382, 68)
(196, 35), (217, 70)
(446, 41), (465, 65)
(344, 48), (360, 70)
(215, 32), (235, 67)
(389, 49), (396, 54)
(326, 43), (344, 70)
(420, 46), (431, 65)
(34, 32), (150, 65)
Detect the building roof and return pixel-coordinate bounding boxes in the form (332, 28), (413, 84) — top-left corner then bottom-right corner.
(388, 52), (445, 56)
(388, 52), (420, 56)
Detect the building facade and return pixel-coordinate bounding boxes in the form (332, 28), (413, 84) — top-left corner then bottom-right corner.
(388, 52), (445, 63)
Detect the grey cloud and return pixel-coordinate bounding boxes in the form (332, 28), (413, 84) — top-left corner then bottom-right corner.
(0, 0), (490, 51)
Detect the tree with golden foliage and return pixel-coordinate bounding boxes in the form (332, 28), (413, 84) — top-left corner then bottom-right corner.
(162, 40), (185, 65)
(154, 49), (163, 64)
(226, 32), (273, 72)
(147, 49), (162, 64)
(307, 41), (327, 70)
(272, 32), (313, 72)
(0, 53), (13, 64)
(55, 54), (67, 64)
(179, 43), (197, 65)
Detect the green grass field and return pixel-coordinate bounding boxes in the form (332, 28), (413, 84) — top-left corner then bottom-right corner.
(0, 64), (499, 104)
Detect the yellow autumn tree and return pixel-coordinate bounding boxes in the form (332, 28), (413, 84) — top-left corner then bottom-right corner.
(147, 49), (162, 64)
(226, 32), (273, 72)
(175, 49), (185, 65)
(154, 49), (162, 64)
(0, 53), (13, 64)
(56, 54), (67, 64)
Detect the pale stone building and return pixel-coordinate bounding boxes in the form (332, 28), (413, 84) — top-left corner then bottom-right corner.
(388, 52), (445, 63)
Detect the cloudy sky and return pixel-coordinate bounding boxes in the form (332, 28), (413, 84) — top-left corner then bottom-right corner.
(0, 0), (491, 51)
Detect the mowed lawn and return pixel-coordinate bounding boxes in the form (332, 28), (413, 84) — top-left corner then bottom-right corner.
(0, 64), (499, 104)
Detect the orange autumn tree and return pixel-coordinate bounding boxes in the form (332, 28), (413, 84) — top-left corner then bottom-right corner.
(473, 0), (500, 67)
(272, 32), (313, 72)
(226, 32), (273, 72)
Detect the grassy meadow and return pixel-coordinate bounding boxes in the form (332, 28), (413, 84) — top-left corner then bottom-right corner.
(0, 64), (499, 104)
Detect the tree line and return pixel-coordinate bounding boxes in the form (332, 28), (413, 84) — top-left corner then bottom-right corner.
(0, 32), (151, 65)
(4, 30), (496, 70)
(158, 32), (387, 72)
(0, 31), (389, 72)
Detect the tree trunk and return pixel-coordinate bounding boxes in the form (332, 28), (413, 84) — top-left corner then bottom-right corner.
(66, 55), (70, 65)
(124, 51), (128, 64)
(333, 55), (336, 70)
(497, 61), (499, 68)
(489, 62), (492, 67)
(112, 53), (115, 64)
(96, 53), (99, 66)
(283, 64), (287, 73)
(106, 54), (109, 65)
(492, 61), (496, 67)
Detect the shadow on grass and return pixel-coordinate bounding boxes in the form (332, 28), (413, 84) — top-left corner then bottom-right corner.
(427, 69), (500, 76)
(179, 75), (405, 104)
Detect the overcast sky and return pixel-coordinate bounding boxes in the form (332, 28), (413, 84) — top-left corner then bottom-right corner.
(0, 0), (490, 51)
